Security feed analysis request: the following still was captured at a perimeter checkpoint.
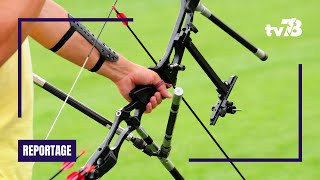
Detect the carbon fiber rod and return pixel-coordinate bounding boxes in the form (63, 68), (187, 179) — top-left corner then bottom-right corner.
(195, 2), (268, 61)
(159, 87), (183, 158)
(136, 125), (184, 180)
(33, 73), (145, 145)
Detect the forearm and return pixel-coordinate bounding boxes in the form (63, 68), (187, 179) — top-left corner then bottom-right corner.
(29, 0), (133, 82)
(0, 0), (45, 66)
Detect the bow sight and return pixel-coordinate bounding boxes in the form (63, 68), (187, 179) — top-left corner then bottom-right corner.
(35, 0), (268, 179)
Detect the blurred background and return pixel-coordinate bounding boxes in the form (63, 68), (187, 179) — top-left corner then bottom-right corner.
(31, 0), (319, 179)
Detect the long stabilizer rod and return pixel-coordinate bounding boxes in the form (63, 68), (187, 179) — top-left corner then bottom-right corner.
(33, 73), (134, 141)
(195, 2), (268, 61)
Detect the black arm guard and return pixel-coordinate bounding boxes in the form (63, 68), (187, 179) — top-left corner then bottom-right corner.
(68, 14), (119, 63)
(50, 14), (119, 72)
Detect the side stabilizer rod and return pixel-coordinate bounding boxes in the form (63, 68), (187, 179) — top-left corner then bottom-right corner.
(195, 2), (268, 61)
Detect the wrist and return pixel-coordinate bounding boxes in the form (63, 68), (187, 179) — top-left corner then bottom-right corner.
(97, 54), (136, 83)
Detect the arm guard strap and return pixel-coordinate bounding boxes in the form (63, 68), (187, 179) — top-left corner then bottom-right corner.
(50, 14), (119, 72)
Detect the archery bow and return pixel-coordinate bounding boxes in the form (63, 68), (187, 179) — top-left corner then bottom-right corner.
(111, 2), (245, 179)
(106, 1), (267, 179)
(41, 0), (269, 179)
(42, 0), (179, 178)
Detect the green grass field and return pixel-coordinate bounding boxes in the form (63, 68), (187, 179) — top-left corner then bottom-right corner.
(31, 0), (319, 179)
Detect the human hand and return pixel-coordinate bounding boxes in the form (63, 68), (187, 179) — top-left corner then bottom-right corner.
(100, 55), (171, 113)
(114, 63), (172, 113)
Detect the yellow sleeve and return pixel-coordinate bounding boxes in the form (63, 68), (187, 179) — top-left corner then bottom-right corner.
(0, 39), (34, 180)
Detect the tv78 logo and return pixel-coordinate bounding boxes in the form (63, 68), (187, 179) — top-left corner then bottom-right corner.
(265, 18), (302, 37)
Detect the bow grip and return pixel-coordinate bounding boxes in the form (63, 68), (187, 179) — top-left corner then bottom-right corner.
(129, 85), (157, 106)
